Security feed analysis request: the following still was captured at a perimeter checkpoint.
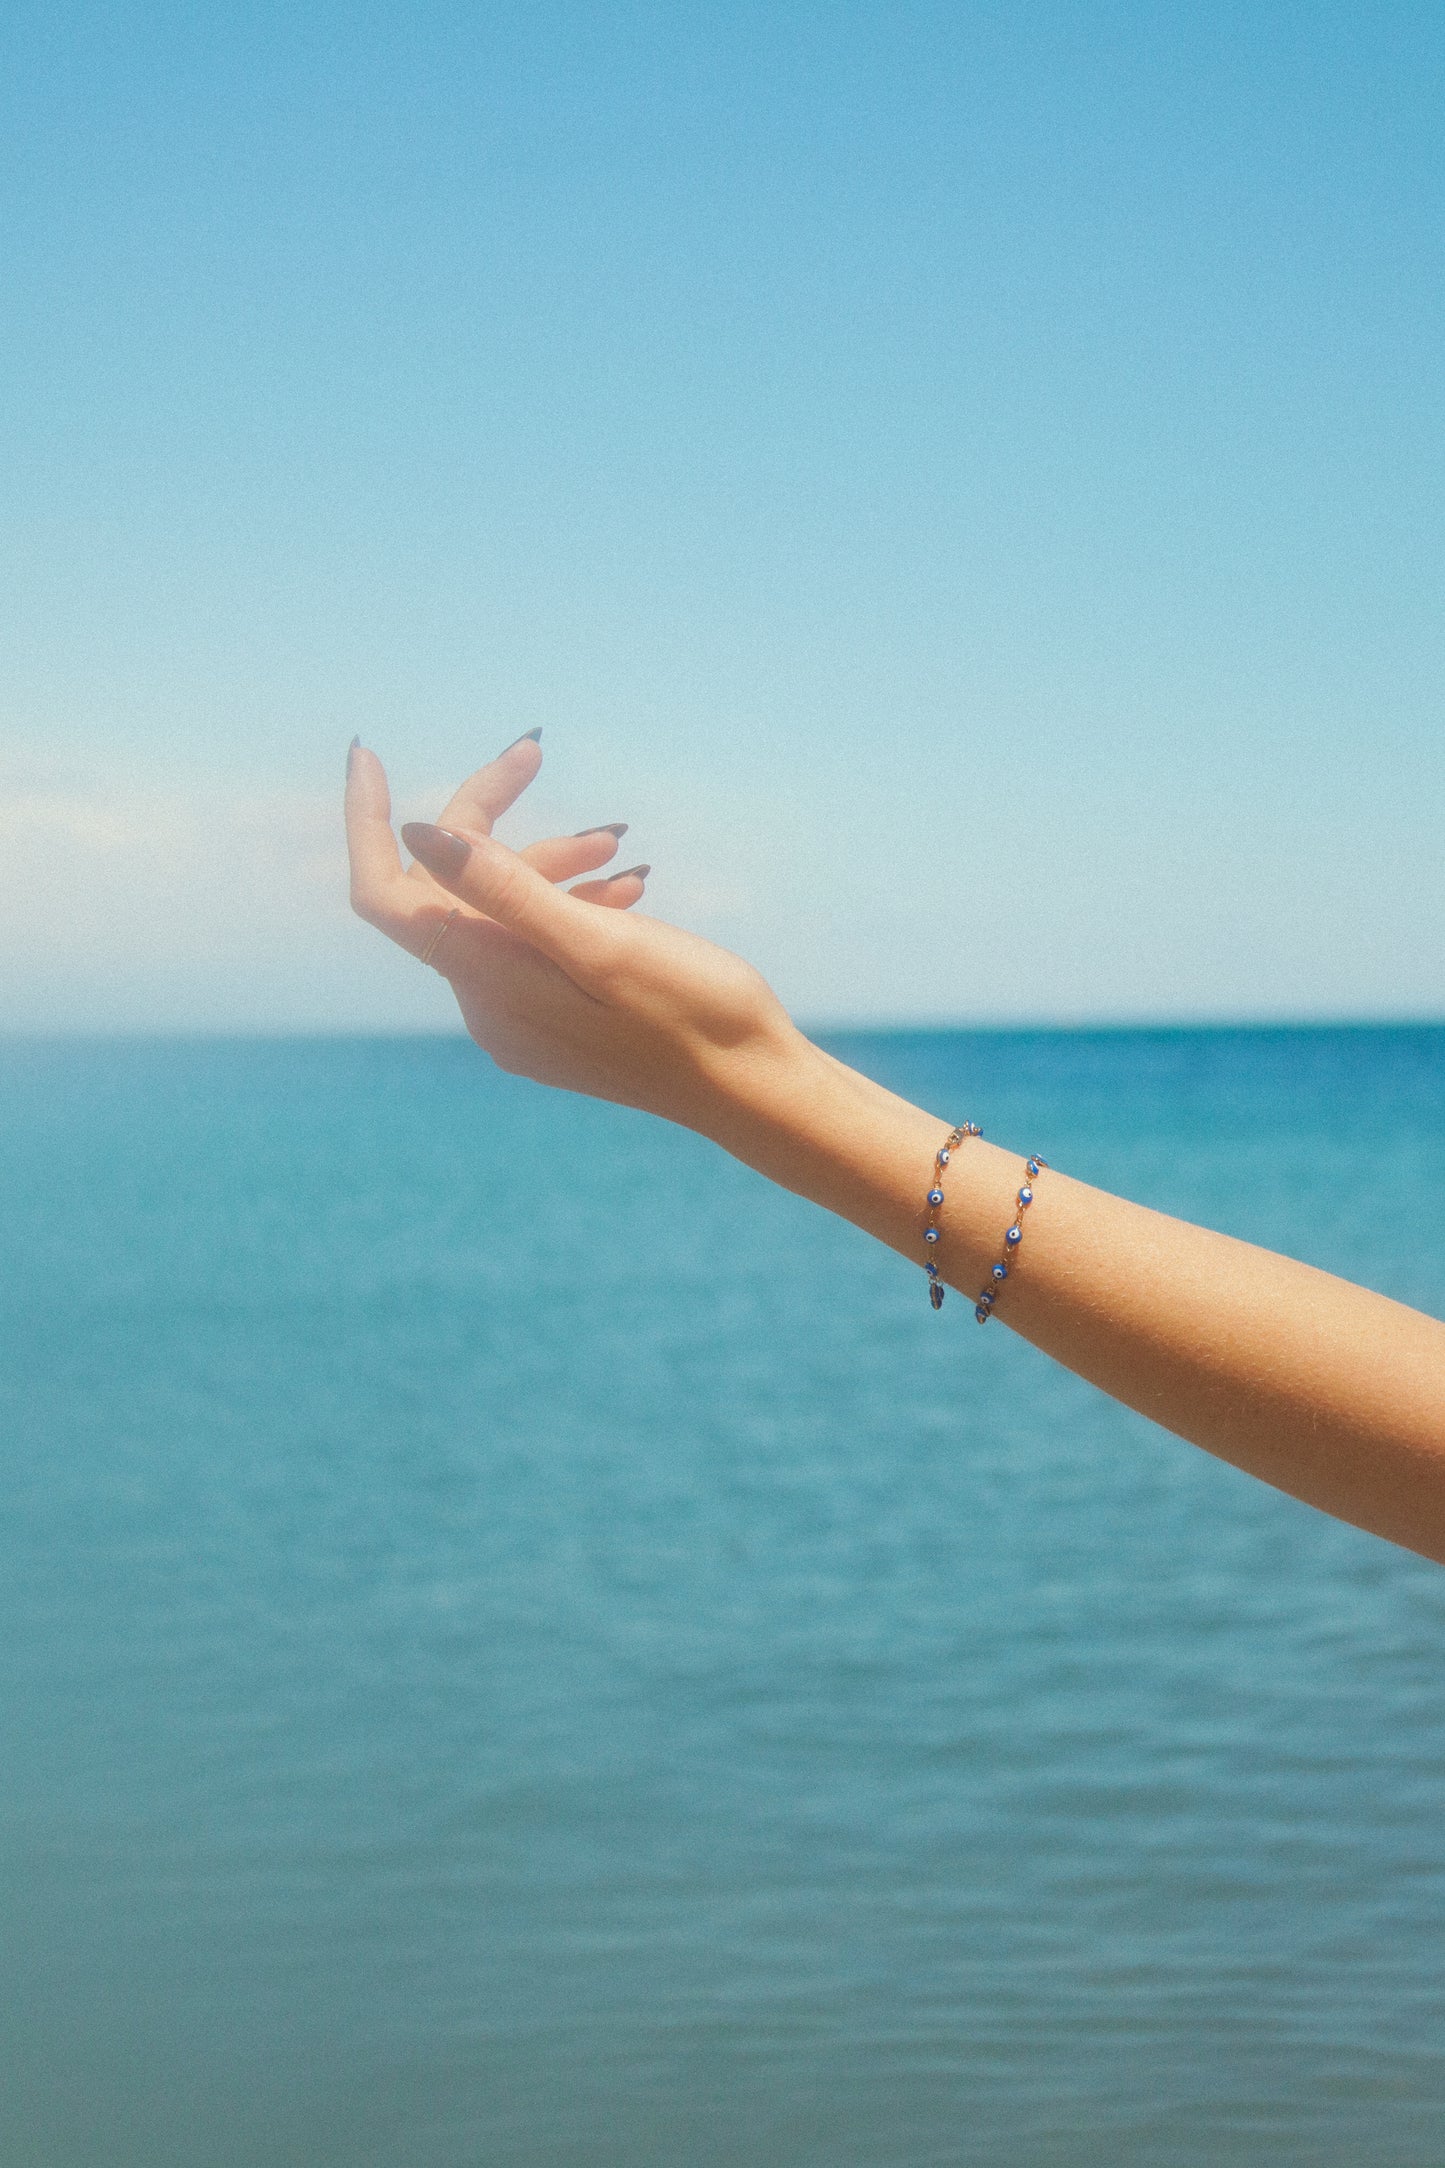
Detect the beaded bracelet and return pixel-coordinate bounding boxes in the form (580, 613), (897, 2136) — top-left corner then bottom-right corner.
(922, 1122), (983, 1308)
(974, 1156), (1047, 1323)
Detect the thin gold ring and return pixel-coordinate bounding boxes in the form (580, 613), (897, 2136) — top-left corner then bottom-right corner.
(419, 907), (460, 970)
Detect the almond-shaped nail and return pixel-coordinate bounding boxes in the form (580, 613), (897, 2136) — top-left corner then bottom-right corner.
(500, 727), (543, 753)
(346, 734), (361, 777)
(610, 863), (650, 880)
(401, 823), (472, 879)
(574, 822), (628, 839)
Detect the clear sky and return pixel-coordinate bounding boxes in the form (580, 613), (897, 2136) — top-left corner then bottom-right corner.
(2, 0), (1441, 1030)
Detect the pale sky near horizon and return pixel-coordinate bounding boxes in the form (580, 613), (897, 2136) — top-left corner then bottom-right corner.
(2, 0), (1441, 1031)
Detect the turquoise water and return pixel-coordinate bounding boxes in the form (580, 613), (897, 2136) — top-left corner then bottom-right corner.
(1, 1027), (1444, 2167)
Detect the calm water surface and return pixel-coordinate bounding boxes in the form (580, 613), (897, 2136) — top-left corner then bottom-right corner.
(1, 1028), (1443, 2167)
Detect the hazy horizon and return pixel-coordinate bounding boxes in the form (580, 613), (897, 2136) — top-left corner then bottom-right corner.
(4, 1015), (1443, 1044)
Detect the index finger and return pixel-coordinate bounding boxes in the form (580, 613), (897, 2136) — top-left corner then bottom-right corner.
(344, 740), (408, 926)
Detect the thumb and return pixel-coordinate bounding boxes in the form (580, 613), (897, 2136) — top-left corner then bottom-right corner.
(400, 822), (619, 980)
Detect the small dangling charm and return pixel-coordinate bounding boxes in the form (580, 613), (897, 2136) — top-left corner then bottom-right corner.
(923, 1121), (981, 1310)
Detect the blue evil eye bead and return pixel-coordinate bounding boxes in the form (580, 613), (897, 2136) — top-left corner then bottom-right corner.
(1017, 1186), (1033, 1207)
(929, 1282), (945, 1310)
(1025, 1158), (1041, 1178)
(1005, 1224), (1023, 1246)
(974, 1302), (992, 1323)
(991, 1263), (1008, 1281)
(927, 1188), (945, 1207)
(925, 1260), (939, 1278)
(924, 1227), (940, 1244)
(937, 1148), (950, 1166)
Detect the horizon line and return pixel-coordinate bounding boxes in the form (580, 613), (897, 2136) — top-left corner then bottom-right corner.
(2, 1013), (1443, 1044)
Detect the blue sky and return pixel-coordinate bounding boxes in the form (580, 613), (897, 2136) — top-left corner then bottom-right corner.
(2, 0), (1441, 1029)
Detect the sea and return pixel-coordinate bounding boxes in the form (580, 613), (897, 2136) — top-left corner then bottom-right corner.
(1, 1026), (1443, 2168)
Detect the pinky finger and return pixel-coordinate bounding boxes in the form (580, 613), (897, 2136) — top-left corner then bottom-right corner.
(570, 864), (651, 910)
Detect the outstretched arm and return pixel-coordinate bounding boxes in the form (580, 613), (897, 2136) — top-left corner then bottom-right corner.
(345, 740), (1445, 1564)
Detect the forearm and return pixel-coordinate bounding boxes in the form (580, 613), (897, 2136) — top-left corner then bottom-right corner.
(702, 1030), (1445, 1563)
(346, 751), (1445, 1558)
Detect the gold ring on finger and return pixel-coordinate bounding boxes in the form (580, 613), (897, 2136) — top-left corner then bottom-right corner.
(419, 908), (460, 970)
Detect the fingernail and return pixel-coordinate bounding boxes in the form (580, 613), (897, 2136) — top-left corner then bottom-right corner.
(501, 727), (543, 752)
(610, 863), (650, 880)
(346, 735), (361, 776)
(574, 822), (629, 839)
(401, 823), (472, 879)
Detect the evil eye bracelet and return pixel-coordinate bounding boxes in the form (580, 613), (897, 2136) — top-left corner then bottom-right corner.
(973, 1156), (1048, 1324)
(922, 1122), (983, 1308)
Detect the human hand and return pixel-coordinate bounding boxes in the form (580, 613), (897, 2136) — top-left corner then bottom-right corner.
(343, 733), (804, 1131)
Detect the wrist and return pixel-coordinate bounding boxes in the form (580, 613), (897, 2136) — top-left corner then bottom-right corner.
(693, 1028), (1039, 1301)
(695, 1027), (946, 1256)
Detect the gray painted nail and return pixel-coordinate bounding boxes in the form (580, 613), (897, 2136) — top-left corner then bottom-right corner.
(574, 822), (629, 839)
(611, 863), (651, 880)
(401, 823), (472, 879)
(346, 735), (361, 776)
(501, 727), (543, 752)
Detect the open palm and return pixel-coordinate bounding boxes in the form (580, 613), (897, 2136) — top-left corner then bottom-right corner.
(343, 731), (797, 1127)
